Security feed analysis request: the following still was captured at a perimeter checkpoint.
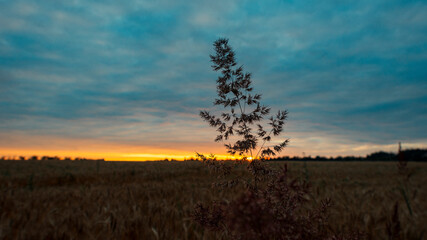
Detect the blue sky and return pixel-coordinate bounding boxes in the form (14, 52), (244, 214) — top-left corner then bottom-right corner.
(0, 0), (426, 159)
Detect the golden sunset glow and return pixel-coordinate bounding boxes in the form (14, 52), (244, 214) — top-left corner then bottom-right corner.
(0, 148), (249, 161)
(2, 132), (426, 161)
(0, 132), (243, 161)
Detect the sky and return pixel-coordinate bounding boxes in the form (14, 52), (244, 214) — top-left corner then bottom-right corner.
(1, 0), (426, 160)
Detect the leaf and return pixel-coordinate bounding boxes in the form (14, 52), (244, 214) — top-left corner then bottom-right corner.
(215, 135), (223, 142)
(263, 136), (271, 142)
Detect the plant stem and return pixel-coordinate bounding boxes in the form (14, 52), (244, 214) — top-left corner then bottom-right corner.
(255, 129), (274, 159)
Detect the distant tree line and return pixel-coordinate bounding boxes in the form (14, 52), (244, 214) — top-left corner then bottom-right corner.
(0, 155), (104, 161)
(268, 149), (427, 162)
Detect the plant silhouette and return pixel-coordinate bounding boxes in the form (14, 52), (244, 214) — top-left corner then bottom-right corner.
(200, 38), (288, 160)
(194, 38), (364, 240)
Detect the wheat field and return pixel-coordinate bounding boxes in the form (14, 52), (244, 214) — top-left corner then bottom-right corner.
(0, 160), (425, 239)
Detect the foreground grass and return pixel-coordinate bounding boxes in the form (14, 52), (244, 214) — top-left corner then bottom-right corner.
(0, 160), (425, 239)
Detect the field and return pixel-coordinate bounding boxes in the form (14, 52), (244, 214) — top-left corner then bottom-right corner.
(0, 160), (426, 239)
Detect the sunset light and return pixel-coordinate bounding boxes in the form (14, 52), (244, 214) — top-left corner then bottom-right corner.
(1, 0), (426, 238)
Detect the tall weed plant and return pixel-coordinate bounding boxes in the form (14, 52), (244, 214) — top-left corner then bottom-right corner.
(194, 38), (363, 240)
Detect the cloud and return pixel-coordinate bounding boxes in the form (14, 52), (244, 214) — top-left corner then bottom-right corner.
(0, 0), (426, 157)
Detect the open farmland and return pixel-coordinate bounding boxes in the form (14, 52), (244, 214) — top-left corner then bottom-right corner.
(0, 160), (426, 239)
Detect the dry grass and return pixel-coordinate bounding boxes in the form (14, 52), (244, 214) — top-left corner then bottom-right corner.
(0, 160), (425, 239)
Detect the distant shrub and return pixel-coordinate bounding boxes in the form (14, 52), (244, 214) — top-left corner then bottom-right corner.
(366, 151), (397, 161)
